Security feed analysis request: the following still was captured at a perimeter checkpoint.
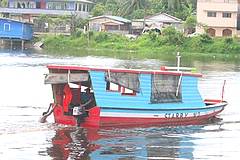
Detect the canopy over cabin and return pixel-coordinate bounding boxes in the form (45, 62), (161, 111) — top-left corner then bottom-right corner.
(45, 65), (203, 109)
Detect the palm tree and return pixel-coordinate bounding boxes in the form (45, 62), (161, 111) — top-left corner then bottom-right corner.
(118, 0), (147, 17)
(154, 0), (195, 20)
(159, 0), (195, 12)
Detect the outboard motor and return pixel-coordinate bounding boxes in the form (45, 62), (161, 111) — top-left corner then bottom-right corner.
(72, 106), (87, 126)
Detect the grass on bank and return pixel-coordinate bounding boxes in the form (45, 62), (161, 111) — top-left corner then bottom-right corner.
(41, 26), (240, 60)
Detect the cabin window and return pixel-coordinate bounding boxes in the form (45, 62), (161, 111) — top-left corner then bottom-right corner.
(4, 23), (10, 31)
(120, 87), (136, 96)
(105, 71), (140, 96)
(151, 74), (182, 103)
(106, 82), (121, 92)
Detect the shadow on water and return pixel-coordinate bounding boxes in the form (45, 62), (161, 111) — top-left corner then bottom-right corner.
(45, 117), (223, 160)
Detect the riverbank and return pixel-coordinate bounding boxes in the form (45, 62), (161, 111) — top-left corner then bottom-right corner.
(40, 27), (240, 60)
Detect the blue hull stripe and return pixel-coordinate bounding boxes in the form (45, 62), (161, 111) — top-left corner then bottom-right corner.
(100, 104), (225, 111)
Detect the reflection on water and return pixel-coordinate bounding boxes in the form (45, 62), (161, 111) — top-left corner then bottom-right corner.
(47, 123), (226, 160)
(0, 50), (240, 159)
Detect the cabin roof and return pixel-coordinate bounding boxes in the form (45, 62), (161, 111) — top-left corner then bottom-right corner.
(47, 65), (202, 77)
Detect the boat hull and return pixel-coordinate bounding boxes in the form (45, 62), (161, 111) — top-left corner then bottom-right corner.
(52, 102), (227, 127)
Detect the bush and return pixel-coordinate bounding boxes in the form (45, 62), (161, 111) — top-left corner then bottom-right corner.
(161, 26), (185, 45)
(42, 29), (240, 57)
(199, 33), (213, 43)
(224, 37), (233, 44)
(72, 29), (82, 38)
(94, 32), (109, 42)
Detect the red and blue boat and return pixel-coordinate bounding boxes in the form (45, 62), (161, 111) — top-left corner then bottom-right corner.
(42, 62), (227, 127)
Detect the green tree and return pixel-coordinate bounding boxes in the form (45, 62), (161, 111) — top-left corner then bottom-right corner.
(162, 26), (185, 45)
(149, 0), (166, 13)
(35, 14), (53, 32)
(174, 3), (195, 20)
(105, 0), (122, 15)
(118, 0), (148, 17)
(129, 9), (145, 19)
(0, 0), (8, 7)
(91, 3), (106, 17)
(150, 0), (196, 20)
(184, 15), (196, 34)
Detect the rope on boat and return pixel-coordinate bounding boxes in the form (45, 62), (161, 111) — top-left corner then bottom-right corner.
(39, 103), (56, 123)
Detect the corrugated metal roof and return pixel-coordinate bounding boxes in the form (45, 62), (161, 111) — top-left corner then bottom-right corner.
(90, 15), (131, 23)
(146, 13), (182, 23)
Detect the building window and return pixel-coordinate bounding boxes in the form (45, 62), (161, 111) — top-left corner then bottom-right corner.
(78, 3), (82, 11)
(83, 4), (86, 12)
(120, 25), (129, 31)
(207, 28), (216, 37)
(75, 3), (77, 10)
(222, 29), (232, 36)
(105, 25), (119, 30)
(237, 14), (240, 30)
(4, 23), (10, 31)
(223, 12), (231, 18)
(207, 11), (216, 17)
(36, 2), (40, 8)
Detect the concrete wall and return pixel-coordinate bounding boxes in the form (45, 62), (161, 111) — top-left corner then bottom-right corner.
(196, 0), (239, 36)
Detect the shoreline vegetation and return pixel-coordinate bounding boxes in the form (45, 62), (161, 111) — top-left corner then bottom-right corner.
(41, 27), (240, 60)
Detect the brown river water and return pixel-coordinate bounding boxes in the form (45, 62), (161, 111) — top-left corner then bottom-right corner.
(0, 50), (240, 160)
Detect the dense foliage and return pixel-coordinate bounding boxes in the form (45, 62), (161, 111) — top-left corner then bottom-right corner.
(91, 0), (197, 20)
(42, 27), (240, 58)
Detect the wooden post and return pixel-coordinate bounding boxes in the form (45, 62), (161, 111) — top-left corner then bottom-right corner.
(0, 39), (3, 48)
(21, 40), (24, 51)
(10, 40), (13, 50)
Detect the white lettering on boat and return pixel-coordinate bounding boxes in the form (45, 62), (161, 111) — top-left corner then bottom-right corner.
(164, 112), (200, 118)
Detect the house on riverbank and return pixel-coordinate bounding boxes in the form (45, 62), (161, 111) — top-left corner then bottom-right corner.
(0, 0), (94, 35)
(196, 0), (240, 37)
(89, 15), (132, 34)
(132, 13), (183, 35)
(0, 18), (33, 49)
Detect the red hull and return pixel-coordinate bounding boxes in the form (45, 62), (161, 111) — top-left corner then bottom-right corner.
(52, 104), (225, 127)
(99, 110), (223, 127)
